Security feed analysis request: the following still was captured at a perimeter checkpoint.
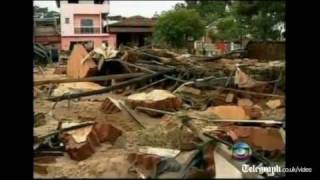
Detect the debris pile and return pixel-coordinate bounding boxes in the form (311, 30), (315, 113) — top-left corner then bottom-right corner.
(34, 44), (285, 178)
(126, 89), (182, 116)
(61, 122), (122, 161)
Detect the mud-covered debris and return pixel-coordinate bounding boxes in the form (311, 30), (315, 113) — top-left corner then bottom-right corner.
(100, 97), (122, 114)
(266, 99), (283, 109)
(34, 112), (46, 127)
(51, 82), (104, 97)
(237, 98), (254, 107)
(126, 89), (182, 117)
(225, 93), (235, 103)
(217, 126), (285, 153)
(54, 66), (67, 74)
(61, 122), (122, 161)
(206, 105), (250, 120)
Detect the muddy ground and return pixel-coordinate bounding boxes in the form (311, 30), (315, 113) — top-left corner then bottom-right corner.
(33, 68), (285, 178)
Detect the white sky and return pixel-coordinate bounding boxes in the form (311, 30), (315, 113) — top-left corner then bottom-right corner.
(33, 0), (183, 17)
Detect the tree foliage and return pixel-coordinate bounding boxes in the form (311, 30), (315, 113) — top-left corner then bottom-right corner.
(231, 1), (285, 40)
(182, 0), (285, 41)
(153, 9), (205, 48)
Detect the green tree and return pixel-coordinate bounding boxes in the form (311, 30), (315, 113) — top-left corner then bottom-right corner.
(186, 1), (230, 24)
(230, 1), (285, 40)
(153, 9), (205, 48)
(183, 0), (285, 41)
(174, 3), (186, 10)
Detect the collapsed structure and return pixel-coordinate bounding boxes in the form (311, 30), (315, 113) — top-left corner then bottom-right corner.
(33, 42), (285, 178)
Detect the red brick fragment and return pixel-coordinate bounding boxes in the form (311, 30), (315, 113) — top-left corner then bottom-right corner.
(100, 97), (121, 114)
(127, 153), (162, 172)
(61, 123), (122, 161)
(93, 123), (122, 143)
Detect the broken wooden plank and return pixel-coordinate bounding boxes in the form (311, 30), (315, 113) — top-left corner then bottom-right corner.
(37, 121), (96, 140)
(135, 63), (172, 72)
(136, 78), (167, 92)
(135, 106), (175, 116)
(215, 87), (285, 98)
(122, 61), (187, 83)
(34, 73), (145, 86)
(100, 97), (122, 114)
(67, 44), (97, 78)
(119, 101), (146, 129)
(47, 69), (174, 101)
(123, 45), (169, 62)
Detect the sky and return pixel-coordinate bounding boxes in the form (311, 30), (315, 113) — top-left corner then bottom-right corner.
(33, 0), (183, 17)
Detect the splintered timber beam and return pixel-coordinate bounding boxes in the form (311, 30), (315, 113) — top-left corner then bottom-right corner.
(215, 87), (285, 98)
(123, 45), (164, 61)
(34, 73), (145, 86)
(136, 78), (167, 92)
(135, 63), (171, 72)
(122, 61), (187, 83)
(47, 69), (175, 102)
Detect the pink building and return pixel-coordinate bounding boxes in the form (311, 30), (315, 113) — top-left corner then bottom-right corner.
(56, 0), (116, 51)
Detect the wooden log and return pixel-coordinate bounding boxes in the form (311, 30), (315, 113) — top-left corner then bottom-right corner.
(47, 69), (175, 102)
(34, 73), (145, 86)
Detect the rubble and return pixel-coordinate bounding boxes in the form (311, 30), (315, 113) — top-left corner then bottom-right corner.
(126, 89), (182, 116)
(61, 122), (122, 161)
(34, 42), (286, 178)
(100, 97), (122, 114)
(54, 65), (67, 74)
(266, 99), (283, 109)
(206, 105), (250, 120)
(51, 82), (105, 97)
(138, 146), (180, 158)
(67, 44), (97, 78)
(127, 152), (162, 177)
(237, 98), (254, 107)
(216, 126), (285, 155)
(225, 93), (235, 103)
(34, 112), (46, 127)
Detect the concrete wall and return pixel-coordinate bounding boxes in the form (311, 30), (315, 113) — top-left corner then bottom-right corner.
(61, 34), (116, 51)
(59, 1), (114, 51)
(74, 14), (101, 27)
(60, 2), (109, 36)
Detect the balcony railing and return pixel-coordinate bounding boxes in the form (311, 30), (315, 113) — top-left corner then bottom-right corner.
(74, 26), (100, 34)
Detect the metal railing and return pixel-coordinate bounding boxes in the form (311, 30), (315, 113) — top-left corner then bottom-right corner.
(74, 26), (100, 34)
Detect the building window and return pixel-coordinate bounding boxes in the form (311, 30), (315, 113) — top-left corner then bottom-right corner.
(65, 18), (70, 24)
(74, 19), (99, 34)
(81, 19), (93, 27)
(80, 19), (94, 33)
